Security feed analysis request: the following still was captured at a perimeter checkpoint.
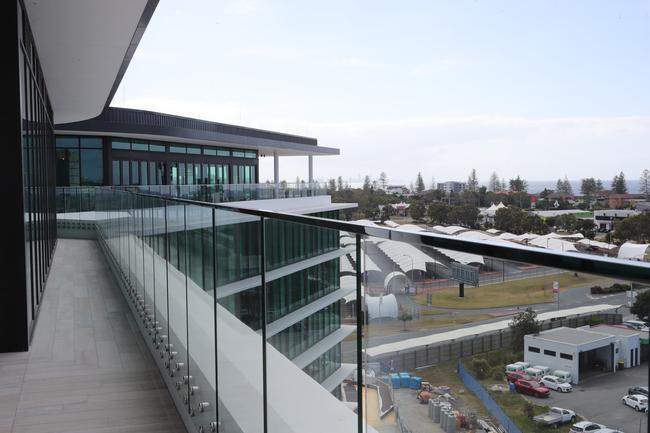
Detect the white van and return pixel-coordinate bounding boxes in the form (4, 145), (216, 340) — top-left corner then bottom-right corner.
(505, 363), (525, 374)
(553, 370), (572, 384)
(533, 365), (551, 375)
(525, 367), (544, 380)
(514, 361), (530, 369)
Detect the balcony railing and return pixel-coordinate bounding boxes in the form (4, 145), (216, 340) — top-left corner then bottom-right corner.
(55, 186), (650, 433)
(55, 182), (327, 213)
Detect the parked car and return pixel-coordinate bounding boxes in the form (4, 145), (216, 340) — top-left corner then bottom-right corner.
(622, 394), (648, 411)
(514, 361), (530, 369)
(506, 371), (532, 383)
(592, 429), (624, 433)
(505, 363), (525, 374)
(628, 386), (649, 397)
(533, 365), (551, 375)
(533, 407), (576, 427)
(553, 369), (573, 384)
(569, 421), (606, 433)
(525, 367), (544, 380)
(540, 375), (573, 392)
(514, 380), (550, 398)
(622, 320), (650, 332)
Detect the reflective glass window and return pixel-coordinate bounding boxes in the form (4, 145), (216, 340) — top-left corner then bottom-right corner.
(170, 145), (186, 154)
(79, 137), (102, 148)
(217, 148), (231, 157)
(112, 140), (131, 150)
(112, 160), (121, 185)
(55, 136), (78, 148)
(131, 160), (139, 185)
(80, 149), (103, 185)
(132, 141), (149, 151)
(149, 143), (165, 152)
(232, 150), (246, 158)
(140, 161), (148, 185)
(203, 147), (217, 156)
(187, 146), (201, 155)
(122, 160), (130, 185)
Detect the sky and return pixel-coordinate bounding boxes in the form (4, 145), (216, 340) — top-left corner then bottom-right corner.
(112, 0), (650, 186)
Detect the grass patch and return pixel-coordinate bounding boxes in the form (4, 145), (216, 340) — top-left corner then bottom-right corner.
(413, 273), (613, 309)
(465, 351), (581, 433)
(419, 308), (448, 316)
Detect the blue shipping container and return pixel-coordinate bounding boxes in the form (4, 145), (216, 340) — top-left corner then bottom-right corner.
(400, 372), (410, 387)
(410, 376), (422, 389)
(390, 373), (401, 389)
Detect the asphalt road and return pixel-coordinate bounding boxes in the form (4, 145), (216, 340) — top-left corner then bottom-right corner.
(533, 365), (648, 433)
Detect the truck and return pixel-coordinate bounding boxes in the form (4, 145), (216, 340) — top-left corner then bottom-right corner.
(533, 407), (576, 428)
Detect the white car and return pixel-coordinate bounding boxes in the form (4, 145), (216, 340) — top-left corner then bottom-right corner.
(570, 421), (606, 433)
(593, 429), (624, 433)
(540, 375), (573, 392)
(622, 394), (648, 411)
(622, 320), (650, 332)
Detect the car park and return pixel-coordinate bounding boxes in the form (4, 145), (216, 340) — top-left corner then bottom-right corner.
(514, 380), (550, 398)
(506, 371), (532, 383)
(621, 394), (648, 411)
(540, 375), (573, 393)
(569, 421), (606, 433)
(627, 386), (648, 397)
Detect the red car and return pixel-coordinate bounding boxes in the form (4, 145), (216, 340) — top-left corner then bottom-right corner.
(514, 380), (550, 398)
(506, 372), (532, 383)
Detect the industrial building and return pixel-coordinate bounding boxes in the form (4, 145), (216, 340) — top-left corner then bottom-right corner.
(524, 326), (642, 384)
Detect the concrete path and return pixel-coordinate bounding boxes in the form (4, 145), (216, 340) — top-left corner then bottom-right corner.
(0, 239), (185, 433)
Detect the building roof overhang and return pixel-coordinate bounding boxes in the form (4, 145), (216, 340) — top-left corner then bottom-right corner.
(25, 0), (159, 124)
(56, 107), (339, 157)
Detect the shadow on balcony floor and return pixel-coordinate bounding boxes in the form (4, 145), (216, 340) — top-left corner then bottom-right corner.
(0, 239), (186, 433)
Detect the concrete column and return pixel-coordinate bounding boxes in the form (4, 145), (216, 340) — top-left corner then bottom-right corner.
(308, 155), (313, 183)
(273, 152), (279, 198)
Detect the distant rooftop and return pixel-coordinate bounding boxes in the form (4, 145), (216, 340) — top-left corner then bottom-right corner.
(531, 327), (613, 345)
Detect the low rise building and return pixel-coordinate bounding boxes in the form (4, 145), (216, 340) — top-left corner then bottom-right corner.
(524, 326), (641, 384)
(593, 209), (639, 231)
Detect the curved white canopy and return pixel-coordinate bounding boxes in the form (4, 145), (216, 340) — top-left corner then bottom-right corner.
(374, 239), (446, 273)
(365, 294), (399, 320)
(617, 242), (650, 261)
(577, 239), (618, 251)
(383, 271), (408, 292)
(528, 237), (578, 252)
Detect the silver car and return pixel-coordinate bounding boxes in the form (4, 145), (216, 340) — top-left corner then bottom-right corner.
(540, 375), (572, 392)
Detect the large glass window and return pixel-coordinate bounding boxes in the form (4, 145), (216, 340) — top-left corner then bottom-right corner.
(112, 160), (121, 185)
(79, 149), (102, 185)
(170, 145), (186, 154)
(132, 141), (149, 151)
(79, 137), (102, 148)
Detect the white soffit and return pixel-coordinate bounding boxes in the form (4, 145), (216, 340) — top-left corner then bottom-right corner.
(24, 0), (152, 124)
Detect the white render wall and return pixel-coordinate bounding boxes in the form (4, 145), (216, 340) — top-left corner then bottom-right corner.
(524, 335), (580, 383)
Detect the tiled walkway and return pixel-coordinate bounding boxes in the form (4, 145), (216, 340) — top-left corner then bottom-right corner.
(0, 239), (185, 433)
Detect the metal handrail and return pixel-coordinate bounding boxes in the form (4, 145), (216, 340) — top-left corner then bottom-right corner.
(63, 186), (650, 284)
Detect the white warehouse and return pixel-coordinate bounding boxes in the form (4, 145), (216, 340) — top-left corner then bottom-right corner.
(524, 326), (641, 384)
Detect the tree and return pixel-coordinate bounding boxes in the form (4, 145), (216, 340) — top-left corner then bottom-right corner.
(630, 290), (650, 322)
(640, 169), (650, 199)
(489, 172), (500, 192)
(379, 204), (393, 223)
(581, 178), (598, 207)
(508, 307), (540, 350)
(448, 204), (480, 228)
(556, 178), (564, 194)
(397, 307), (413, 330)
(612, 171), (628, 194)
(327, 178), (336, 193)
(467, 169), (479, 193)
(595, 179), (604, 193)
(509, 176), (528, 193)
(363, 175), (372, 191)
(563, 176), (573, 195)
(409, 199), (426, 222)
(415, 172), (425, 193)
(428, 202), (450, 225)
(379, 172), (388, 190)
(337, 176), (344, 191)
(614, 213), (650, 243)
